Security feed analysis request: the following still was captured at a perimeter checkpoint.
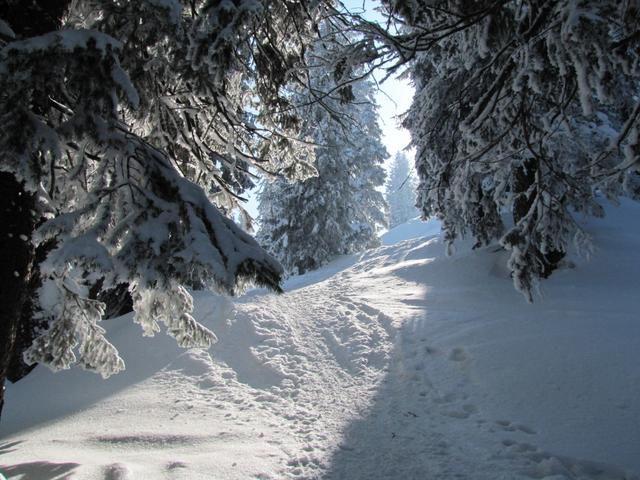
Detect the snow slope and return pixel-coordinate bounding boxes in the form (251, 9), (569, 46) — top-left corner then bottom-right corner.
(380, 216), (441, 245)
(1, 201), (639, 479)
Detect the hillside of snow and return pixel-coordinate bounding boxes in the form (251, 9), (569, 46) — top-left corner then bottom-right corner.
(1, 200), (639, 480)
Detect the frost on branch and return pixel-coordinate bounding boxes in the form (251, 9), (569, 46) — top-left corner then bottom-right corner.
(1, 0), (337, 376)
(258, 33), (388, 274)
(373, 0), (640, 299)
(20, 124), (284, 373)
(64, 0), (323, 225)
(24, 275), (124, 378)
(132, 284), (216, 349)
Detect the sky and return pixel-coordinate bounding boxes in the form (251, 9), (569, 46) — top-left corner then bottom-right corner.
(343, 0), (415, 158)
(244, 0), (414, 223)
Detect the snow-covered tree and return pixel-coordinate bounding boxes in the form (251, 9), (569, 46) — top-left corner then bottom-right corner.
(0, 0), (343, 415)
(258, 55), (388, 275)
(355, 1), (640, 300)
(386, 152), (418, 228)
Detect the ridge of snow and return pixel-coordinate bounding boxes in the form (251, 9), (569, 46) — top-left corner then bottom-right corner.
(381, 216), (441, 245)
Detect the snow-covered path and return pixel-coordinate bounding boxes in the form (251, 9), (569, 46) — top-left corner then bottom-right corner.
(1, 206), (639, 479)
(0, 241), (402, 479)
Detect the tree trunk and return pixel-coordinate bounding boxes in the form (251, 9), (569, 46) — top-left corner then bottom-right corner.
(0, 173), (37, 419)
(6, 240), (53, 383)
(0, 0), (71, 419)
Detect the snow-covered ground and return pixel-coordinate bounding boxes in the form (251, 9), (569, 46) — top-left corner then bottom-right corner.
(1, 202), (639, 480)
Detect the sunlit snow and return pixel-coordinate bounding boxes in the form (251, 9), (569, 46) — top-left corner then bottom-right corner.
(1, 201), (639, 479)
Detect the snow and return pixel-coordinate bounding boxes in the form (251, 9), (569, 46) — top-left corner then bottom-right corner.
(3, 30), (122, 55)
(1, 200), (639, 479)
(381, 216), (441, 245)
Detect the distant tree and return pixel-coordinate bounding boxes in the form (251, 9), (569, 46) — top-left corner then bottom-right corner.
(352, 1), (640, 299)
(258, 54), (388, 275)
(386, 152), (418, 228)
(0, 0), (340, 417)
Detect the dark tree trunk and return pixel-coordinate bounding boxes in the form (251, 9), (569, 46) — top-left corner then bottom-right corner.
(513, 158), (565, 278)
(0, 174), (37, 419)
(6, 240), (54, 383)
(0, 0), (71, 419)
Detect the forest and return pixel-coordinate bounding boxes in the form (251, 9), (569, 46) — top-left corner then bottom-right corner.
(1, 1), (639, 479)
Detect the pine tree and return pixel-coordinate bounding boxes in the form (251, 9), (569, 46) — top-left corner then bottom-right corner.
(386, 152), (418, 228)
(0, 0), (342, 416)
(356, 1), (640, 300)
(258, 58), (388, 275)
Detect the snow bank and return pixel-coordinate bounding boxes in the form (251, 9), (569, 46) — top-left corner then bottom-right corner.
(381, 216), (441, 245)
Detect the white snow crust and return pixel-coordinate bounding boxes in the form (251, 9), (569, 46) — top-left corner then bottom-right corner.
(1, 200), (639, 479)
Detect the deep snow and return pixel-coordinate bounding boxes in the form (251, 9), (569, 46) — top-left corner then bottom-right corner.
(1, 202), (639, 479)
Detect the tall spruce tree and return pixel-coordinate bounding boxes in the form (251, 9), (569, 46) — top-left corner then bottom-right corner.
(0, 0), (347, 416)
(258, 64), (388, 275)
(386, 152), (418, 228)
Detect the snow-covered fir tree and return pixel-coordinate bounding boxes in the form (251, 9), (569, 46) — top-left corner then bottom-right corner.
(258, 57), (388, 275)
(386, 152), (418, 228)
(0, 0), (347, 415)
(354, 0), (640, 300)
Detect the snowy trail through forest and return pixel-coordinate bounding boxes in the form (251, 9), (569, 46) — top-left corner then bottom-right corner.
(1, 209), (639, 479)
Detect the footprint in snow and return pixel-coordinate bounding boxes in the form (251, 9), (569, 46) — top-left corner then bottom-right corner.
(166, 461), (188, 470)
(434, 392), (464, 404)
(495, 420), (537, 435)
(441, 409), (471, 419)
(449, 347), (469, 362)
(501, 442), (635, 480)
(104, 463), (132, 480)
(501, 439), (536, 452)
(424, 345), (442, 355)
(353, 302), (381, 317)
